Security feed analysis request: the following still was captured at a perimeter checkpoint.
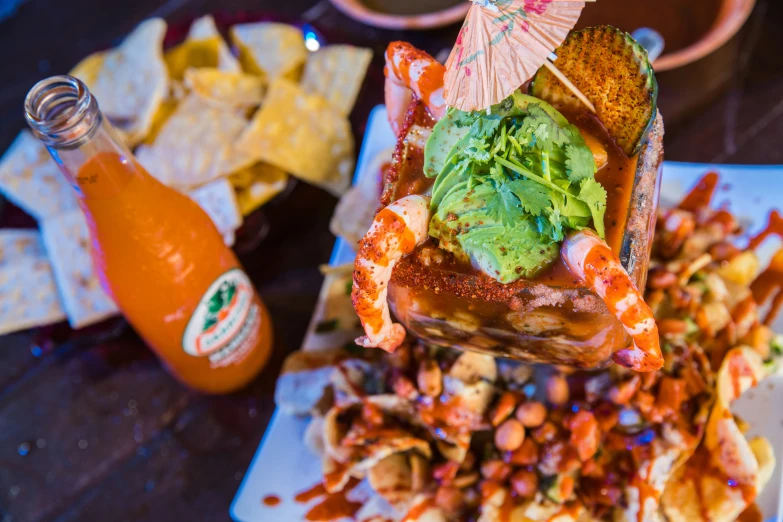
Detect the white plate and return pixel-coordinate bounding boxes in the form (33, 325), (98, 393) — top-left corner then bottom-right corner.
(231, 106), (783, 522)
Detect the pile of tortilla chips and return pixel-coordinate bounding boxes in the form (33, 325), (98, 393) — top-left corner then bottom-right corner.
(0, 15), (372, 335)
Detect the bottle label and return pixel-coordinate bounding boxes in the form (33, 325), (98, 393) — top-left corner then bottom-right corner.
(182, 269), (262, 368)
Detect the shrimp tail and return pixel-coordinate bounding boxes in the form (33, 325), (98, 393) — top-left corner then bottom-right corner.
(385, 42), (446, 135)
(562, 229), (664, 372)
(352, 195), (431, 352)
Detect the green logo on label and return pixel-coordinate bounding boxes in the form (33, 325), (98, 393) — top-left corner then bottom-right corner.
(182, 269), (260, 366)
(203, 280), (238, 332)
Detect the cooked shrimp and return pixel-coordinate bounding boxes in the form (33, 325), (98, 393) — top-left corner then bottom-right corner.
(353, 195), (431, 352)
(385, 42), (447, 135)
(562, 230), (663, 372)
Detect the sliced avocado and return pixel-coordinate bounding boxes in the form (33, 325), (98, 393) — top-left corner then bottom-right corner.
(430, 159), (467, 210)
(499, 92), (570, 127)
(530, 25), (658, 157)
(423, 109), (470, 179)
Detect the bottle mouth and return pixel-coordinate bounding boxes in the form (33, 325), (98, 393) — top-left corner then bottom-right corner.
(24, 75), (100, 148)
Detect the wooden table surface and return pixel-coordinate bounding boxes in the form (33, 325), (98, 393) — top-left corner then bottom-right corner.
(1, 1), (782, 521)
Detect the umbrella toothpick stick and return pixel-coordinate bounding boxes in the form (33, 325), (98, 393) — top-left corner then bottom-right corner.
(543, 54), (597, 114)
(446, 0), (596, 113)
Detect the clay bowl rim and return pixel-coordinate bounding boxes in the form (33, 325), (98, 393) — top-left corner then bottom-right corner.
(329, 0), (470, 30)
(653, 0), (756, 71)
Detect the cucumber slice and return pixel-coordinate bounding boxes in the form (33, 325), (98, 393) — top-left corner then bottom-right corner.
(530, 26), (658, 157)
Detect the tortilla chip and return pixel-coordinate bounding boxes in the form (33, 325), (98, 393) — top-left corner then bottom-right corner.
(355, 492), (403, 522)
(0, 131), (78, 220)
(165, 37), (228, 81)
(142, 96), (179, 146)
(0, 230), (60, 334)
(303, 262), (363, 351)
(165, 15), (240, 81)
(323, 395), (431, 473)
(40, 210), (118, 329)
(69, 51), (107, 86)
(368, 454), (414, 506)
(228, 163), (288, 216)
(748, 436), (776, 491)
(275, 348), (345, 415)
(230, 22), (307, 80)
(661, 347), (769, 522)
(235, 78), (355, 196)
(88, 18), (168, 146)
(301, 45), (372, 116)
(0, 257), (66, 335)
(330, 147), (390, 246)
(184, 67), (265, 109)
(187, 15), (240, 73)
(135, 94), (252, 190)
(0, 230), (45, 266)
(187, 177), (243, 240)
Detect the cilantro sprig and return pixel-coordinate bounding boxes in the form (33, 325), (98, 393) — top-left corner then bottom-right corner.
(425, 92), (607, 283)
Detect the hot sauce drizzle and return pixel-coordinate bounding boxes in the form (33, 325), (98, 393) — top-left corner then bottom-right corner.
(728, 349), (761, 400)
(678, 172), (719, 212)
(748, 210), (783, 250)
(680, 444), (758, 521)
(262, 495), (281, 507)
(737, 503), (764, 522)
(295, 478), (362, 522)
(746, 209), (783, 324)
(751, 248), (783, 325)
(294, 483), (328, 504)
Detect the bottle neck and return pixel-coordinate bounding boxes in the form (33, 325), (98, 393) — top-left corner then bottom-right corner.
(24, 75), (139, 199)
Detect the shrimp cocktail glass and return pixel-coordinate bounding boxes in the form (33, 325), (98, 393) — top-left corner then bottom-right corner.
(352, 27), (664, 372)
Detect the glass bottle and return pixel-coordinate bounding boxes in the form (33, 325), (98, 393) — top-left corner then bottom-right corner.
(25, 75), (273, 393)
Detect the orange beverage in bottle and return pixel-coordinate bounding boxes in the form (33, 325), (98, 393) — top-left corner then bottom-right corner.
(24, 76), (272, 394)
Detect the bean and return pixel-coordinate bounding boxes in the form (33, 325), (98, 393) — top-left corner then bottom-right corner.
(530, 421), (559, 444)
(490, 391), (520, 427)
(647, 269), (678, 289)
(608, 375), (641, 405)
(433, 461), (460, 483)
(494, 419), (525, 452)
(480, 459), (511, 481)
(463, 487), (480, 508)
(546, 374), (570, 406)
(709, 241), (741, 262)
(657, 318), (687, 336)
(515, 401), (547, 428)
(510, 469), (539, 499)
(417, 359), (442, 397)
(392, 374), (417, 399)
(361, 402), (384, 427)
(567, 411), (600, 462)
(506, 438), (539, 466)
(435, 486), (464, 515)
(459, 451), (476, 471)
(452, 472), (480, 489)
